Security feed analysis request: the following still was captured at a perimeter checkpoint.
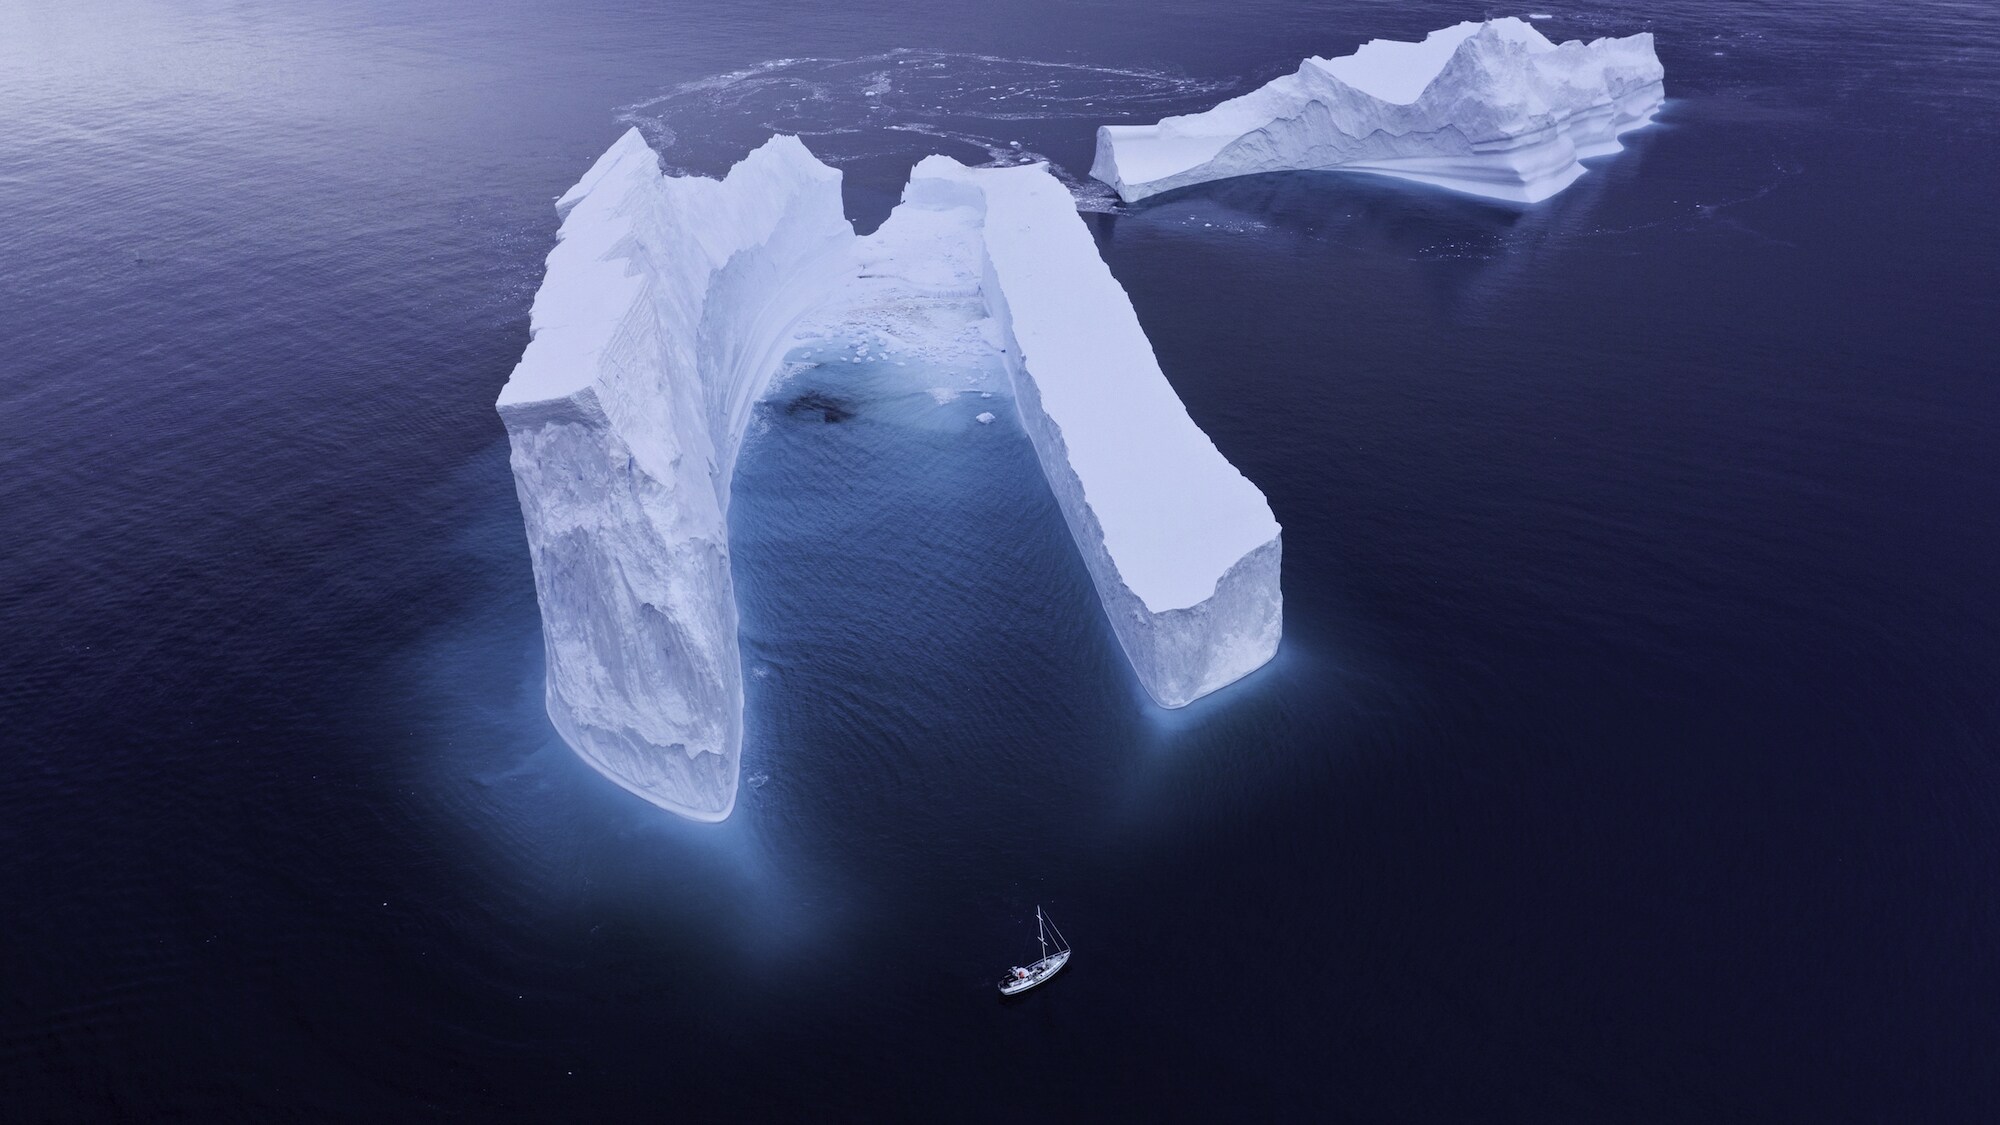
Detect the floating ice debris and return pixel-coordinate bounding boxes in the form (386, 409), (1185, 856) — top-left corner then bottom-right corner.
(1091, 17), (1664, 204)
(975, 412), (996, 424)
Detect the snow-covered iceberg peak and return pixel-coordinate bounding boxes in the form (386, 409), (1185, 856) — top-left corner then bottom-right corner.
(499, 130), (1281, 819)
(1091, 17), (1665, 204)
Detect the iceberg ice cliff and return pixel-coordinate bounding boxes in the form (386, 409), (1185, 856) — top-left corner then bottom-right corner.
(915, 158), (1283, 710)
(1091, 17), (1664, 205)
(499, 130), (1280, 820)
(497, 131), (849, 821)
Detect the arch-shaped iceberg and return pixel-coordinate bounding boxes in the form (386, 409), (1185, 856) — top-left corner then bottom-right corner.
(499, 131), (1281, 820)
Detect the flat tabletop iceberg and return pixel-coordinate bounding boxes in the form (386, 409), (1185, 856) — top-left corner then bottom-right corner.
(499, 131), (1281, 820)
(1092, 17), (1665, 204)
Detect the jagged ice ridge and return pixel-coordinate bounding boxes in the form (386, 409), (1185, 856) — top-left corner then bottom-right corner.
(498, 130), (1281, 820)
(1091, 17), (1665, 205)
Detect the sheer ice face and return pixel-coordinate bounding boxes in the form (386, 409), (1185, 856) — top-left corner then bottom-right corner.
(497, 132), (850, 821)
(498, 130), (1281, 820)
(1091, 17), (1665, 205)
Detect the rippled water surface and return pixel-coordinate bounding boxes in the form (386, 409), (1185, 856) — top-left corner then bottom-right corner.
(4, 0), (1998, 1119)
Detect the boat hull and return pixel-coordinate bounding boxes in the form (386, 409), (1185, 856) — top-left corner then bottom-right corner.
(998, 950), (1071, 996)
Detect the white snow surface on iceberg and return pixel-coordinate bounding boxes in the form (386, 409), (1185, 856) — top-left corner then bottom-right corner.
(1091, 17), (1665, 204)
(907, 157), (1282, 707)
(499, 130), (1280, 820)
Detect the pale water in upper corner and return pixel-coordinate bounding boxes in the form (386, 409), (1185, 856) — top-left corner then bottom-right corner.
(3, 0), (1998, 1118)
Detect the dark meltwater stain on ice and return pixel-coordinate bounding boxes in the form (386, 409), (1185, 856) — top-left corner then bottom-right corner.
(781, 388), (855, 423)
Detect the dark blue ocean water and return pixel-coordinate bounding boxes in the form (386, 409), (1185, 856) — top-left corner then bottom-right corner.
(4, 0), (1998, 1119)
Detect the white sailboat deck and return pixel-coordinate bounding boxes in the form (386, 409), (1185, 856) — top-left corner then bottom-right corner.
(998, 908), (1071, 996)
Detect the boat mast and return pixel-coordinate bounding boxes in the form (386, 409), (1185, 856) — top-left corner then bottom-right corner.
(1037, 906), (1047, 963)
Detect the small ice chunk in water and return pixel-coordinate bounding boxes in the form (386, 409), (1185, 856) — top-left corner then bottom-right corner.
(975, 412), (996, 424)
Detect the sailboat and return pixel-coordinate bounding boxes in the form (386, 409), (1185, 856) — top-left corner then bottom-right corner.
(998, 906), (1070, 996)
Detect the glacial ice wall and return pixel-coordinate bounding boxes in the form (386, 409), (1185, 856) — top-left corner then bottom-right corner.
(500, 131), (1281, 819)
(905, 159), (1282, 706)
(497, 131), (851, 821)
(1091, 17), (1665, 204)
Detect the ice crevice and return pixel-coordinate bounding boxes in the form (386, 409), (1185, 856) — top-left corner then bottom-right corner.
(499, 129), (1281, 820)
